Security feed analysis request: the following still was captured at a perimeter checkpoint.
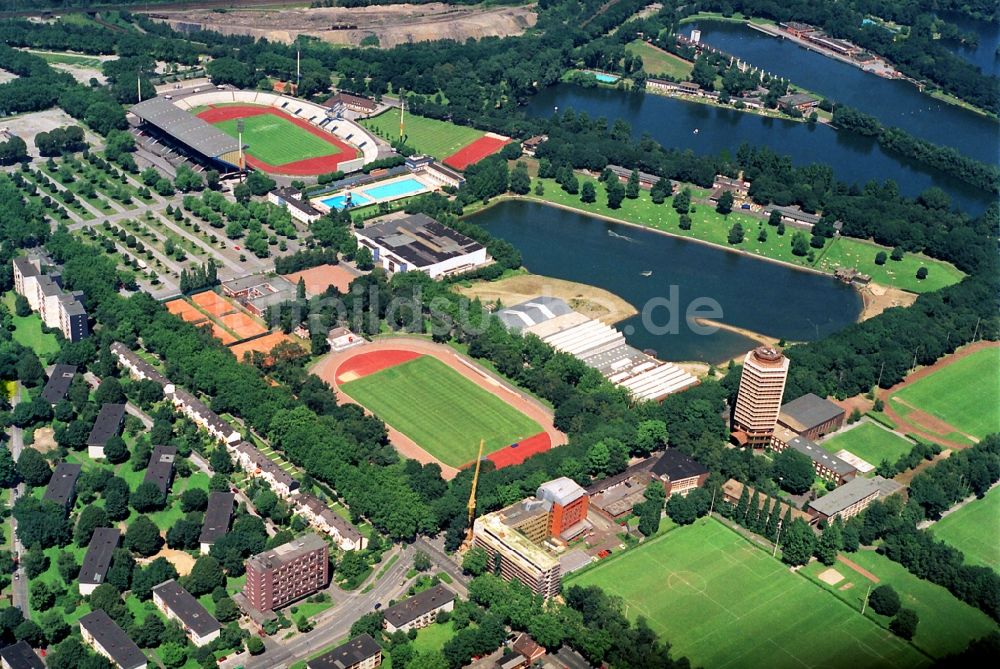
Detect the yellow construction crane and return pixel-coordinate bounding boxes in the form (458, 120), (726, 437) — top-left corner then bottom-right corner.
(461, 439), (485, 551)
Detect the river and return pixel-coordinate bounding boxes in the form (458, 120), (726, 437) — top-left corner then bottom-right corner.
(522, 84), (993, 214)
(937, 11), (999, 77)
(472, 200), (863, 364)
(685, 20), (999, 165)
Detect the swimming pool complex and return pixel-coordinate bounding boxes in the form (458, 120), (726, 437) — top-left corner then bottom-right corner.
(319, 176), (431, 211)
(593, 72), (620, 83)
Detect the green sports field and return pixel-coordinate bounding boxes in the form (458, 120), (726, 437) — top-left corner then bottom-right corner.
(930, 485), (1000, 571)
(625, 40), (694, 79)
(820, 421), (914, 467)
(894, 347), (1000, 440)
(212, 113), (341, 166)
(567, 518), (928, 669)
(339, 356), (542, 466)
(803, 550), (998, 658)
(360, 111), (484, 159)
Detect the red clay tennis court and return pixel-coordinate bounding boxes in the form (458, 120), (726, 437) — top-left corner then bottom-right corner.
(218, 312), (267, 339)
(443, 134), (512, 170)
(206, 323), (236, 345)
(195, 105), (360, 176)
(166, 299), (206, 323)
(336, 349), (421, 383)
(191, 290), (236, 317)
(283, 263), (358, 296)
(486, 432), (553, 469)
(228, 331), (293, 359)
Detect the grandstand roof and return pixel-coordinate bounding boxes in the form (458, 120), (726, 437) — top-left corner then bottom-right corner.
(130, 97), (241, 158)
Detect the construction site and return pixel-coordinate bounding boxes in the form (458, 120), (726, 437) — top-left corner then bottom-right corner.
(144, 2), (538, 48)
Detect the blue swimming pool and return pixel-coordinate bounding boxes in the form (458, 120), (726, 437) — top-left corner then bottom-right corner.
(361, 177), (428, 200)
(594, 72), (619, 83)
(321, 191), (374, 210)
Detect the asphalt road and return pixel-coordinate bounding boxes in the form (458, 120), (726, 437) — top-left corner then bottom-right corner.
(7, 382), (29, 615)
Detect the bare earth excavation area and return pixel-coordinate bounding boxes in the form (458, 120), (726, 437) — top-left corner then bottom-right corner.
(146, 3), (538, 47)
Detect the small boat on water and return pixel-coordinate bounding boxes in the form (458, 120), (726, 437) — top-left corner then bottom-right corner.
(693, 128), (700, 134)
(641, 270), (653, 277)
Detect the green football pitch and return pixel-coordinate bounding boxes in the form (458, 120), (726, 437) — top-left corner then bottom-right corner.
(820, 422), (913, 467)
(211, 113), (341, 166)
(894, 347), (1000, 440)
(361, 111), (484, 160)
(567, 518), (928, 669)
(930, 485), (1000, 572)
(339, 356), (542, 467)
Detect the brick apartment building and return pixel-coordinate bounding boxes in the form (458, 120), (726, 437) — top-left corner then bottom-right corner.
(243, 533), (329, 612)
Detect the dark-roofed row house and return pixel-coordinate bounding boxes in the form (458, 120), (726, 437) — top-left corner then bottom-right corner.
(143, 444), (177, 495)
(200, 491), (235, 555)
(382, 584), (456, 634)
(88, 403), (126, 460)
(0, 641), (45, 669)
(43, 462), (82, 515)
(79, 610), (147, 669)
(306, 633), (382, 669)
(79, 528), (121, 595)
(152, 579), (222, 647)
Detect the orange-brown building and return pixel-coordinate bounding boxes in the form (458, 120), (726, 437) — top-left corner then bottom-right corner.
(536, 477), (590, 541)
(732, 347), (790, 447)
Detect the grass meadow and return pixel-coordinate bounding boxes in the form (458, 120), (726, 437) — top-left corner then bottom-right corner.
(803, 550), (997, 658)
(929, 485), (1000, 571)
(566, 518), (928, 669)
(894, 347), (1000, 439)
(820, 421), (914, 467)
(626, 40), (694, 79)
(212, 113), (342, 165)
(527, 177), (963, 294)
(340, 356), (542, 466)
(361, 111), (484, 160)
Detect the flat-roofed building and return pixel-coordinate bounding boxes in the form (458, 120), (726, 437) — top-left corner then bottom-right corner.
(79, 528), (121, 595)
(143, 444), (177, 495)
(152, 579), (222, 647)
(79, 610), (147, 669)
(1, 640), (45, 669)
(808, 476), (903, 522)
(221, 274), (296, 317)
(200, 491), (235, 554)
(43, 462), (82, 514)
(731, 347), (789, 447)
(40, 364), (76, 404)
(306, 633), (382, 669)
(777, 393), (846, 441)
(650, 450), (709, 496)
(354, 213), (488, 279)
(777, 92), (820, 112)
(382, 584), (456, 634)
(473, 510), (562, 599)
(269, 187), (322, 224)
(87, 403), (127, 460)
(771, 427), (856, 484)
(12, 255), (89, 342)
(294, 492), (367, 551)
(243, 533), (329, 612)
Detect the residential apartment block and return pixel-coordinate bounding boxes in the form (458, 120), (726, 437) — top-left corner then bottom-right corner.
(79, 610), (147, 669)
(243, 533), (329, 612)
(152, 579), (222, 647)
(12, 255), (89, 342)
(87, 403), (126, 460)
(473, 508), (562, 600)
(382, 584), (456, 634)
(43, 462), (82, 515)
(294, 492), (367, 551)
(306, 633), (382, 669)
(0, 641), (45, 669)
(200, 491), (235, 555)
(79, 528), (121, 595)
